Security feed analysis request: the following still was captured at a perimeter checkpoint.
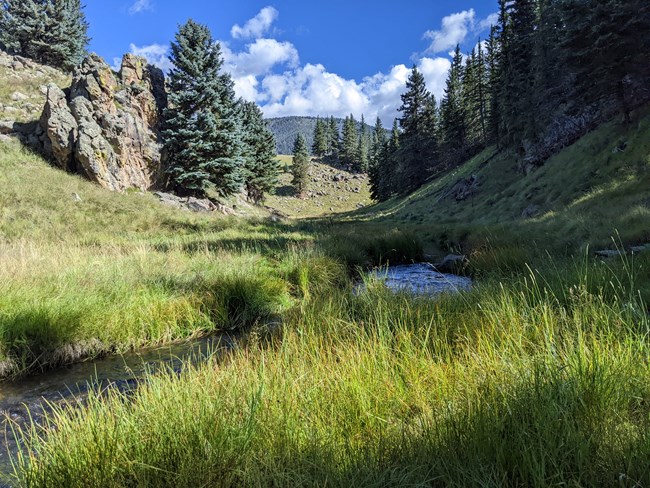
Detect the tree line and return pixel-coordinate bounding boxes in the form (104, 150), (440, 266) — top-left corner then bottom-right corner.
(370, 0), (650, 201)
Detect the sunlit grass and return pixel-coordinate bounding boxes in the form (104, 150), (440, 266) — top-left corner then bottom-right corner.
(11, 259), (649, 487)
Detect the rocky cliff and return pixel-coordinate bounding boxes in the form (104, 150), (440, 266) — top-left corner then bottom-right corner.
(38, 53), (167, 191)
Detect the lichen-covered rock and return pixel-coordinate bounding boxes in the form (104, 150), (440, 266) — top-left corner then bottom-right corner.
(39, 53), (167, 191)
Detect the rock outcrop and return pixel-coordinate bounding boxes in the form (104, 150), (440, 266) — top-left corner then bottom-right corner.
(38, 53), (167, 191)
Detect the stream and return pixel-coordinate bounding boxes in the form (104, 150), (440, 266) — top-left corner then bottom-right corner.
(0, 263), (470, 484)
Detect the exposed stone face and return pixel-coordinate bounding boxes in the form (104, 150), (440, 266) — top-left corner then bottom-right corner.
(39, 53), (167, 191)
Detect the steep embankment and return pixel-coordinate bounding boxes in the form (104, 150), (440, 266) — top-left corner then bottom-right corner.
(355, 107), (650, 254)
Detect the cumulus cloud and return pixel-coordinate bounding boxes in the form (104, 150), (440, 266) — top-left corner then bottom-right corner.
(231, 6), (278, 40)
(245, 56), (450, 125)
(128, 0), (153, 15)
(223, 38), (299, 78)
(112, 43), (172, 72)
(423, 9), (498, 54)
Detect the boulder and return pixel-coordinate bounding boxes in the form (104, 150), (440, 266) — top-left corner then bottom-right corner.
(10, 91), (28, 102)
(39, 53), (167, 191)
(433, 254), (469, 274)
(448, 175), (479, 201)
(522, 204), (540, 218)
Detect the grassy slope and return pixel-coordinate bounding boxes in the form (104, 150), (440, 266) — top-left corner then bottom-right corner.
(353, 107), (650, 256)
(0, 54), (69, 124)
(265, 155), (372, 218)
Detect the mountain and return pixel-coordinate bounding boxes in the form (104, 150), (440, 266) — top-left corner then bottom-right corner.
(265, 116), (379, 155)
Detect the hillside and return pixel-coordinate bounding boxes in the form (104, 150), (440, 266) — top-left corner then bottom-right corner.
(352, 106), (650, 257)
(264, 155), (371, 218)
(265, 116), (378, 155)
(0, 50), (69, 125)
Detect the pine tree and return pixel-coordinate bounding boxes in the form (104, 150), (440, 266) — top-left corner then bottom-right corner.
(291, 134), (310, 196)
(340, 114), (359, 170)
(485, 25), (503, 147)
(370, 120), (400, 201)
(369, 117), (387, 200)
(240, 101), (279, 204)
(312, 118), (328, 158)
(440, 45), (467, 167)
(163, 19), (244, 198)
(326, 116), (339, 159)
(0, 0), (89, 71)
(356, 114), (370, 173)
(501, 0), (538, 148)
(395, 66), (435, 193)
(561, 0), (650, 124)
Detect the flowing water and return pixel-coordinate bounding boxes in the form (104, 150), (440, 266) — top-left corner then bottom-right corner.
(366, 263), (472, 295)
(0, 264), (470, 484)
(0, 335), (234, 484)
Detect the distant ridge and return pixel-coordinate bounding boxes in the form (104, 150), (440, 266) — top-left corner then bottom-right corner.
(265, 116), (378, 155)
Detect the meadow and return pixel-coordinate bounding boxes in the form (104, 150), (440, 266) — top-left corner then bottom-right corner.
(0, 114), (648, 487)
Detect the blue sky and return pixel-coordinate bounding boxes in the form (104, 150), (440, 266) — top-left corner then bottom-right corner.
(86, 1), (497, 123)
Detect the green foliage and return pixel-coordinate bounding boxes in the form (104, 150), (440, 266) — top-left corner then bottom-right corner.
(311, 117), (328, 158)
(0, 0), (89, 71)
(241, 101), (280, 204)
(561, 0), (650, 124)
(291, 134), (310, 196)
(12, 261), (650, 487)
(339, 114), (359, 170)
(163, 19), (244, 198)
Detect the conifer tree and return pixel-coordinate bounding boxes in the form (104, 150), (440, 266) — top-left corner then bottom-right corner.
(440, 45), (467, 167)
(368, 117), (387, 200)
(240, 101), (279, 204)
(311, 118), (328, 158)
(163, 19), (244, 197)
(561, 0), (650, 124)
(340, 114), (359, 170)
(395, 66), (435, 193)
(356, 114), (370, 173)
(0, 0), (89, 71)
(326, 116), (339, 158)
(291, 134), (310, 196)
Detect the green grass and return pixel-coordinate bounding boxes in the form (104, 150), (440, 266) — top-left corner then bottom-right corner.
(10, 258), (649, 487)
(265, 155), (372, 218)
(352, 106), (650, 257)
(0, 60), (69, 123)
(0, 103), (649, 487)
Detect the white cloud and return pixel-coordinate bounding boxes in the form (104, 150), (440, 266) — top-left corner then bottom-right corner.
(128, 0), (153, 15)
(231, 6), (279, 40)
(478, 13), (499, 32)
(223, 38), (299, 78)
(112, 43), (172, 72)
(423, 9), (497, 54)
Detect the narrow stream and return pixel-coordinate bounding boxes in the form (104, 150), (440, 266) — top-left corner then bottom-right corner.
(0, 264), (471, 484)
(0, 334), (234, 484)
(367, 263), (472, 295)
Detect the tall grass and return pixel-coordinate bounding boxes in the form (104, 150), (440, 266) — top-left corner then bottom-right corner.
(10, 260), (649, 487)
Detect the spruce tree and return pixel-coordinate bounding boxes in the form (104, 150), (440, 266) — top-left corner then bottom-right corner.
(340, 114), (359, 170)
(440, 45), (467, 167)
(240, 101), (279, 204)
(396, 66), (435, 193)
(326, 116), (340, 159)
(163, 19), (244, 198)
(0, 0), (89, 71)
(312, 118), (328, 158)
(291, 134), (310, 196)
(368, 117), (387, 201)
(562, 0), (650, 124)
(356, 114), (370, 173)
